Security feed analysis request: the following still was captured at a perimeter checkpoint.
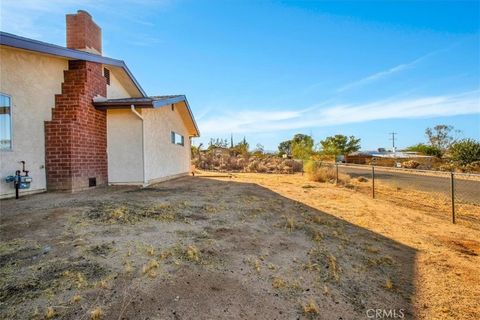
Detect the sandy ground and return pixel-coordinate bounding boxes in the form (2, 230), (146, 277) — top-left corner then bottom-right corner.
(0, 173), (478, 320)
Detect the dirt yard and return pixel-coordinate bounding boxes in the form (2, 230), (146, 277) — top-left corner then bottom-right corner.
(0, 173), (479, 320)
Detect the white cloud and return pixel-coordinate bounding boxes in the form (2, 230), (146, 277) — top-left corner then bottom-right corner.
(198, 90), (480, 134)
(200, 110), (304, 133)
(336, 50), (437, 93)
(0, 0), (171, 41)
(0, 0), (100, 40)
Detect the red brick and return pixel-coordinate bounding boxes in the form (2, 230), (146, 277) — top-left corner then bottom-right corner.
(66, 10), (102, 54)
(45, 60), (107, 191)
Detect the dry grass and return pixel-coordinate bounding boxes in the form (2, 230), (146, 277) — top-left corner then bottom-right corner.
(272, 276), (287, 288)
(302, 300), (320, 315)
(146, 244), (155, 256)
(1, 172), (479, 320)
(185, 245), (200, 262)
(352, 179), (480, 228)
(63, 271), (88, 289)
(385, 278), (394, 290)
(90, 307), (103, 320)
(327, 254), (340, 282)
(306, 166), (336, 183)
(45, 307), (56, 319)
(123, 259), (134, 274)
(284, 216), (295, 232)
(142, 259), (160, 278)
(304, 162), (350, 185)
(244, 257), (262, 273)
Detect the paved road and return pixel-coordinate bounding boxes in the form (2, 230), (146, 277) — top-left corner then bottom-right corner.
(337, 165), (480, 203)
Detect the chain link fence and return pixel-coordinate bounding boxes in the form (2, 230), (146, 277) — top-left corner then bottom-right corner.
(194, 156), (479, 227)
(306, 162), (480, 228)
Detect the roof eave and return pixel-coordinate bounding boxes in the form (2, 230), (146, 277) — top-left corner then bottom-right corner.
(181, 96), (200, 137)
(93, 96), (200, 137)
(94, 101), (153, 109)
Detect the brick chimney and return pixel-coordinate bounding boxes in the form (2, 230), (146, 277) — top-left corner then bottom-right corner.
(66, 10), (102, 54)
(44, 10), (107, 192)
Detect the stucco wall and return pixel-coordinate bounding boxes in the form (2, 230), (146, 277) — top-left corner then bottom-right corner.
(143, 105), (191, 182)
(106, 109), (144, 184)
(106, 69), (131, 99)
(0, 47), (67, 198)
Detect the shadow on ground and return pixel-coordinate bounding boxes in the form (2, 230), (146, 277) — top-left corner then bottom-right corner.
(0, 176), (416, 319)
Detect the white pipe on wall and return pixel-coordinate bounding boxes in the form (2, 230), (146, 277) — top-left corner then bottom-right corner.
(130, 105), (147, 185)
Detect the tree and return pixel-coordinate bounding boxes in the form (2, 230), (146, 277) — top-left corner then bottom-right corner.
(291, 134), (314, 160)
(405, 143), (442, 157)
(255, 143), (264, 153)
(208, 138), (228, 149)
(278, 134), (313, 158)
(425, 125), (457, 150)
(448, 139), (480, 166)
(233, 137), (249, 155)
(319, 135), (361, 156)
(278, 140), (292, 156)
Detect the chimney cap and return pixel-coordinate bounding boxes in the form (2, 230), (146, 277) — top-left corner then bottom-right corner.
(75, 10), (92, 17)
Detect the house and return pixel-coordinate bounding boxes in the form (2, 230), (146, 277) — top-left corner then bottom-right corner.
(0, 10), (199, 198)
(345, 150), (436, 167)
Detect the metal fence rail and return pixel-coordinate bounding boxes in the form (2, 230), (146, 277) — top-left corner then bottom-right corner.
(308, 162), (480, 227)
(196, 159), (479, 227)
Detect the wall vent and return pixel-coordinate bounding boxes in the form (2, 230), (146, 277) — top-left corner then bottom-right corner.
(104, 68), (110, 85)
(88, 177), (97, 187)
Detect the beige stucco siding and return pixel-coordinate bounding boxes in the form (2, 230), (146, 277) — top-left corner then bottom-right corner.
(106, 109), (144, 184)
(0, 47), (67, 198)
(106, 68), (131, 99)
(143, 105), (191, 182)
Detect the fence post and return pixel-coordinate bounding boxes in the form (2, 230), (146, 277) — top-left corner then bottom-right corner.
(451, 172), (455, 224)
(372, 165), (375, 199)
(335, 163), (339, 185)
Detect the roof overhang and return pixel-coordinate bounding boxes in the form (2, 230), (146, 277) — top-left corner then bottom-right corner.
(93, 95), (200, 137)
(0, 31), (147, 97)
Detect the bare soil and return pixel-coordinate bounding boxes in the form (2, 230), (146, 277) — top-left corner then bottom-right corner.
(0, 173), (478, 320)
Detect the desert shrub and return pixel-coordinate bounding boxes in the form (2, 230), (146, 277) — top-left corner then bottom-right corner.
(405, 143), (442, 157)
(303, 160), (317, 174)
(307, 166), (336, 183)
(236, 157), (247, 168)
(286, 159), (303, 172)
(402, 160), (420, 169)
(246, 160), (259, 172)
(463, 161), (480, 173)
(448, 139), (480, 166)
(438, 163), (455, 172)
(257, 164), (268, 173)
(305, 161), (350, 184)
(357, 176), (369, 182)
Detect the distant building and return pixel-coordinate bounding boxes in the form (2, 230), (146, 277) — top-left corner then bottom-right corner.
(345, 150), (434, 165)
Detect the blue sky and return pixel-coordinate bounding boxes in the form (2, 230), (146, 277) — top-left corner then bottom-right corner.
(1, 0), (479, 151)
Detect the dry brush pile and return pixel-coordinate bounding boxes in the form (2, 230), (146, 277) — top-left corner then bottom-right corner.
(192, 149), (303, 174)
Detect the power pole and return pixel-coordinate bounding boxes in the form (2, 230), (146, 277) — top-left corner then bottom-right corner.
(389, 132), (397, 152)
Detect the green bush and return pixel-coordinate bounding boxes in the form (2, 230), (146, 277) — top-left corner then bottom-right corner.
(448, 139), (480, 166)
(405, 143), (442, 157)
(303, 160), (319, 174)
